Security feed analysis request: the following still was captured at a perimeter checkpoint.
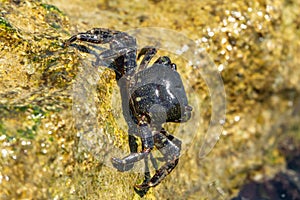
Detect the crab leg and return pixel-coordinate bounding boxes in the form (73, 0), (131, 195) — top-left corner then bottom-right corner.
(117, 76), (139, 159)
(111, 122), (155, 171)
(137, 46), (157, 70)
(135, 131), (181, 189)
(64, 28), (137, 76)
(136, 158), (179, 189)
(111, 150), (150, 172)
(64, 28), (117, 46)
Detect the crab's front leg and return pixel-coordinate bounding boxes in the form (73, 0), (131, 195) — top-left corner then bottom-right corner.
(64, 28), (137, 76)
(64, 28), (118, 47)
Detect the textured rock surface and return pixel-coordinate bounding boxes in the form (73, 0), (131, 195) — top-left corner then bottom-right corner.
(0, 0), (299, 199)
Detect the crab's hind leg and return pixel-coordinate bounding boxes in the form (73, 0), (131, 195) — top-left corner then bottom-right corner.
(111, 149), (150, 172)
(111, 123), (154, 171)
(135, 158), (179, 189)
(133, 152), (158, 197)
(135, 131), (182, 189)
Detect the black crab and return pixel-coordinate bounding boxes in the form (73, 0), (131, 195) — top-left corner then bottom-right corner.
(64, 28), (192, 191)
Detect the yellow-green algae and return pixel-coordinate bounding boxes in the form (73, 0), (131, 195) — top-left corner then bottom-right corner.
(0, 0), (299, 199)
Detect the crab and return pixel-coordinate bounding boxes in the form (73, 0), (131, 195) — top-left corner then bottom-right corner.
(64, 28), (192, 192)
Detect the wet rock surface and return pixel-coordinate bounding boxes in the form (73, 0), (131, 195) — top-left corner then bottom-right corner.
(0, 0), (299, 199)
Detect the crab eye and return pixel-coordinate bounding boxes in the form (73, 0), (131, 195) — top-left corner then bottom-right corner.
(154, 56), (171, 66)
(171, 63), (177, 71)
(161, 56), (171, 64)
